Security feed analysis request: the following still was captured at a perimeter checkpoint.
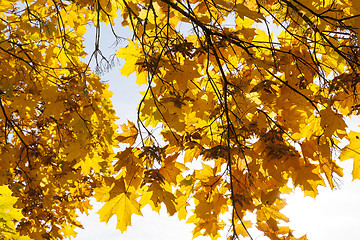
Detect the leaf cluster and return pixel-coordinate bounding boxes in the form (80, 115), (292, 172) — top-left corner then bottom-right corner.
(109, 0), (360, 239)
(0, 1), (117, 239)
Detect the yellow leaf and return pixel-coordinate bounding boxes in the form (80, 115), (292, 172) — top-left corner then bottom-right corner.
(148, 182), (177, 216)
(0, 185), (31, 240)
(319, 107), (347, 137)
(97, 192), (142, 232)
(293, 164), (323, 197)
(0, 186), (23, 222)
(266, 217), (279, 232)
(235, 220), (252, 237)
(235, 3), (263, 21)
(116, 42), (141, 77)
(340, 131), (360, 180)
(74, 154), (102, 175)
(257, 201), (289, 223)
(184, 145), (202, 163)
(159, 153), (186, 184)
(261, 189), (280, 206)
(136, 72), (148, 87)
(117, 121), (138, 145)
(78, 199), (93, 215)
(58, 225), (77, 239)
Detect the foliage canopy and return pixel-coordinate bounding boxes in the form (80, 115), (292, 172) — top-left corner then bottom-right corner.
(2, 0), (360, 239)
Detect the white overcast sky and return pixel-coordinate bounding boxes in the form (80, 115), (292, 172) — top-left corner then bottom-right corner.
(74, 17), (360, 240)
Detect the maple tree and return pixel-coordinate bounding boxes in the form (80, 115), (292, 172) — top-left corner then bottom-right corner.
(2, 0), (360, 239)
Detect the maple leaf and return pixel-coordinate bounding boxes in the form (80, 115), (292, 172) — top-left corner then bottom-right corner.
(116, 121), (139, 145)
(116, 41), (142, 77)
(319, 107), (347, 137)
(158, 153), (186, 184)
(340, 131), (360, 180)
(148, 182), (177, 216)
(0, 185), (31, 240)
(235, 220), (252, 237)
(235, 3), (263, 21)
(97, 192), (142, 232)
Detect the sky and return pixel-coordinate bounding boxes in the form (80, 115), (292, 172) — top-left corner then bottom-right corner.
(73, 17), (360, 240)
